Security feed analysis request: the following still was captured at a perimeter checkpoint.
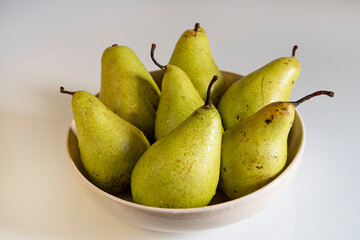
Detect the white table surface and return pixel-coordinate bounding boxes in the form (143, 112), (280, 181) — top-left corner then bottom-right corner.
(0, 0), (359, 239)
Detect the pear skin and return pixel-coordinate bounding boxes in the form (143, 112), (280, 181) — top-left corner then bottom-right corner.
(220, 101), (294, 199)
(220, 90), (334, 199)
(150, 44), (204, 140)
(155, 64), (204, 140)
(218, 46), (301, 130)
(99, 44), (161, 142)
(169, 23), (226, 106)
(131, 77), (223, 208)
(62, 88), (150, 194)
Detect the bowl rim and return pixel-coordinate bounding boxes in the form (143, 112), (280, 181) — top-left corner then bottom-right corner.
(65, 77), (306, 214)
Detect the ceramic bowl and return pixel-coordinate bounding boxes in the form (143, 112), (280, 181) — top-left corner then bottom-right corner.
(65, 70), (305, 232)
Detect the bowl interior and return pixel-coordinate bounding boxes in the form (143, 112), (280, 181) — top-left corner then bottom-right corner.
(66, 70), (304, 208)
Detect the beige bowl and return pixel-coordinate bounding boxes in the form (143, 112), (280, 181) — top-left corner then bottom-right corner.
(66, 70), (305, 232)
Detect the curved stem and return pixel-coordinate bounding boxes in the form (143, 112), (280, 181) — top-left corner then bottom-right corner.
(60, 86), (75, 96)
(292, 45), (298, 57)
(292, 90), (334, 107)
(204, 75), (218, 108)
(150, 44), (166, 71)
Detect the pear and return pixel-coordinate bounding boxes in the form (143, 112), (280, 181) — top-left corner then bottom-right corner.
(99, 44), (161, 143)
(169, 23), (226, 106)
(218, 46), (301, 130)
(220, 90), (334, 199)
(150, 44), (204, 140)
(131, 76), (223, 208)
(60, 87), (150, 194)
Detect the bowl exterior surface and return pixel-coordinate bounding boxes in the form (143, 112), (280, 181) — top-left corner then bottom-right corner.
(66, 70), (305, 232)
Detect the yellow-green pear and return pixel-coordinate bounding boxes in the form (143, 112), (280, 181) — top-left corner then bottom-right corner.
(60, 87), (150, 194)
(169, 23), (226, 106)
(131, 77), (223, 208)
(220, 90), (334, 199)
(151, 44), (204, 140)
(99, 44), (161, 142)
(218, 46), (301, 130)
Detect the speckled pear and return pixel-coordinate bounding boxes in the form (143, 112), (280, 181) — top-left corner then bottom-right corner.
(218, 46), (301, 130)
(151, 44), (204, 140)
(60, 87), (150, 194)
(99, 44), (161, 142)
(220, 91), (334, 199)
(169, 23), (226, 106)
(131, 77), (223, 208)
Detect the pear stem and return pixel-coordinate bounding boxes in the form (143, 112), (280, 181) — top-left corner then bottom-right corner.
(204, 75), (218, 109)
(194, 22), (200, 32)
(150, 43), (166, 71)
(60, 86), (75, 96)
(112, 44), (118, 47)
(292, 45), (298, 57)
(292, 90), (334, 107)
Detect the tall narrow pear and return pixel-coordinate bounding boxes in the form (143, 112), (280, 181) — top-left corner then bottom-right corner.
(99, 44), (161, 142)
(169, 23), (226, 106)
(61, 87), (150, 194)
(131, 77), (223, 208)
(218, 46), (301, 130)
(151, 44), (204, 140)
(220, 90), (334, 199)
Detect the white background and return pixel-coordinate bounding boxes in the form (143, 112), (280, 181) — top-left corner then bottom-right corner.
(0, 0), (359, 239)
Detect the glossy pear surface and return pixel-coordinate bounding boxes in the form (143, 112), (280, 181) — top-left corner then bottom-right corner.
(220, 101), (295, 199)
(169, 24), (226, 106)
(72, 91), (150, 194)
(155, 64), (204, 140)
(218, 55), (300, 130)
(99, 45), (161, 142)
(131, 105), (223, 208)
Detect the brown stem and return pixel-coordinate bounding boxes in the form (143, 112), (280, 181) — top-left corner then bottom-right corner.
(150, 44), (166, 71)
(112, 44), (118, 47)
(60, 86), (75, 96)
(292, 90), (334, 107)
(204, 75), (218, 109)
(292, 45), (298, 57)
(194, 23), (200, 32)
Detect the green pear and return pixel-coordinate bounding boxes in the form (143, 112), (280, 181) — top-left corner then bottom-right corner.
(60, 87), (150, 194)
(150, 44), (204, 140)
(218, 46), (301, 130)
(169, 23), (226, 106)
(220, 90), (334, 199)
(131, 76), (223, 208)
(99, 44), (161, 142)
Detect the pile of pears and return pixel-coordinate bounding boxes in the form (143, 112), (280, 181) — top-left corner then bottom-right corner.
(62, 23), (334, 208)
